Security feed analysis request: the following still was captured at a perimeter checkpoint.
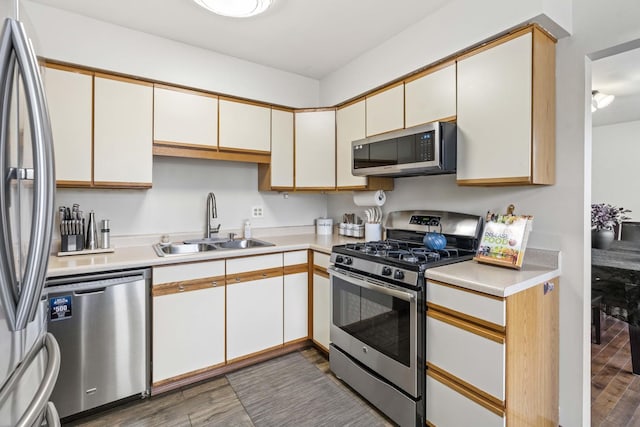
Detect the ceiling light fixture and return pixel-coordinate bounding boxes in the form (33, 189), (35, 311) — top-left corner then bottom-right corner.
(591, 90), (615, 112)
(193, 0), (272, 18)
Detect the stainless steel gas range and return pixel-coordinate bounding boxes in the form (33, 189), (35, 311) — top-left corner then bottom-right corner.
(328, 210), (483, 427)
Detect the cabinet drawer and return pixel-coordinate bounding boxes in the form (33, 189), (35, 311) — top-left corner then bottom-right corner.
(427, 280), (505, 328)
(153, 260), (225, 285)
(313, 252), (330, 269)
(427, 312), (505, 401)
(284, 250), (308, 266)
(426, 372), (505, 427)
(226, 253), (283, 274)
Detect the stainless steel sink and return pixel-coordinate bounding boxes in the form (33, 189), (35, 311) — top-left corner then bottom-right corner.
(216, 238), (274, 249)
(153, 238), (274, 257)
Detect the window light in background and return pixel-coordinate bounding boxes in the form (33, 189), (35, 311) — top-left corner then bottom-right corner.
(193, 0), (273, 18)
(592, 90), (615, 112)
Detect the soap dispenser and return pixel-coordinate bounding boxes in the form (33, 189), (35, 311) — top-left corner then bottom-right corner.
(244, 220), (251, 239)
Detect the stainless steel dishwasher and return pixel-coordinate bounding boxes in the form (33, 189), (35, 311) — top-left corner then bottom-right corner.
(45, 268), (150, 419)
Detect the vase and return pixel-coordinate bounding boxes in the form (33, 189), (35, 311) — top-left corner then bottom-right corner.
(592, 229), (615, 249)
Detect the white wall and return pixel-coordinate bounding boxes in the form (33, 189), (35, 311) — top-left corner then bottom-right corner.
(325, 1), (640, 426)
(55, 157), (327, 238)
(592, 120), (640, 218)
(17, 1), (320, 108)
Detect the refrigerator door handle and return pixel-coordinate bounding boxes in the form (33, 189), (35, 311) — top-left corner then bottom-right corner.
(17, 333), (60, 427)
(45, 401), (61, 427)
(0, 18), (55, 331)
(0, 18), (19, 331)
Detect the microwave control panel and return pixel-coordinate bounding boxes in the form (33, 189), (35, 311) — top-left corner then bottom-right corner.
(416, 131), (435, 162)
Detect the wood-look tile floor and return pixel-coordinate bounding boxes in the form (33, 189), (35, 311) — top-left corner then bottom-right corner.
(65, 347), (394, 427)
(592, 314), (640, 426)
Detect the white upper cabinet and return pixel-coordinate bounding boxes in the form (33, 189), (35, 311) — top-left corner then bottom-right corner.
(294, 110), (336, 189)
(405, 63), (456, 127)
(219, 98), (271, 152)
(93, 75), (153, 187)
(366, 83), (404, 137)
(336, 100), (367, 189)
(456, 28), (555, 185)
(44, 66), (93, 185)
(153, 86), (218, 148)
(269, 109), (294, 189)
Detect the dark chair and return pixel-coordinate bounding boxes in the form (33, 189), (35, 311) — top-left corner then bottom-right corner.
(621, 222), (640, 242)
(592, 292), (604, 344)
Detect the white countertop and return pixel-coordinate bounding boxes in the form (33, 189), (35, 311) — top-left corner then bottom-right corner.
(425, 248), (561, 297)
(46, 233), (360, 277)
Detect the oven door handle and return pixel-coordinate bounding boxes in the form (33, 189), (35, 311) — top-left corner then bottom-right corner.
(329, 266), (415, 302)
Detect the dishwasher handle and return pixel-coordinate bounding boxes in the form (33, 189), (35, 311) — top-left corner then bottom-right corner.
(46, 269), (150, 294)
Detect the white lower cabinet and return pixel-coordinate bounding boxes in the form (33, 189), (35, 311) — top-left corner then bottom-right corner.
(226, 253), (284, 361)
(152, 261), (226, 384)
(426, 374), (505, 427)
(283, 251), (309, 343)
(312, 251), (331, 351)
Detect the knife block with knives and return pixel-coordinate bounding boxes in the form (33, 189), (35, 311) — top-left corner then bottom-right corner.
(58, 205), (113, 256)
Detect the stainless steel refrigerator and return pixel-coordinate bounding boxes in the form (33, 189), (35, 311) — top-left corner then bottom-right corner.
(0, 15), (61, 427)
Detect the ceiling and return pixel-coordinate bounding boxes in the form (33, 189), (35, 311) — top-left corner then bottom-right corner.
(29, 0), (451, 80)
(592, 47), (640, 126)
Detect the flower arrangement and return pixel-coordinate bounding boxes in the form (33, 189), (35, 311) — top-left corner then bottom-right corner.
(591, 203), (631, 230)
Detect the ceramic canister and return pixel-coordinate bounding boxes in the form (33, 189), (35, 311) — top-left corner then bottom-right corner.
(316, 218), (334, 235)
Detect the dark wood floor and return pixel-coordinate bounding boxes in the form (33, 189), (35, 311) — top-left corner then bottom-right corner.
(592, 314), (640, 426)
(64, 347), (393, 427)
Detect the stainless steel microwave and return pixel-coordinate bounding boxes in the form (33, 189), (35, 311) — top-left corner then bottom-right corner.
(351, 121), (456, 177)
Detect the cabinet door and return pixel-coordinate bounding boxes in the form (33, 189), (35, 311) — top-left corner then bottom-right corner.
(153, 86), (218, 148)
(152, 286), (225, 383)
(219, 99), (271, 152)
(270, 109), (294, 188)
(284, 272), (309, 342)
(312, 272), (330, 351)
(94, 75), (153, 186)
(44, 66), (93, 185)
(366, 83), (404, 137)
(405, 63), (456, 127)
(336, 100), (367, 189)
(456, 32), (533, 183)
(226, 277), (284, 360)
(294, 110), (336, 189)
(426, 374), (505, 427)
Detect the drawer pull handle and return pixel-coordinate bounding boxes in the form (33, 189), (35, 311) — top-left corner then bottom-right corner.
(212, 281), (218, 287)
(543, 281), (554, 295)
(235, 277), (240, 282)
(262, 273), (267, 277)
(178, 285), (185, 292)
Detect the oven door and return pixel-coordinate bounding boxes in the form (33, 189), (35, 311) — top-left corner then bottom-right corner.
(329, 266), (418, 397)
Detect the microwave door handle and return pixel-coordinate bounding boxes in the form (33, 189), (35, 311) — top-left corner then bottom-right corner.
(329, 267), (415, 302)
(9, 18), (55, 330)
(0, 19), (18, 331)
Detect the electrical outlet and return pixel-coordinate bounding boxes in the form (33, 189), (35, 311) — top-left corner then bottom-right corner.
(252, 206), (264, 218)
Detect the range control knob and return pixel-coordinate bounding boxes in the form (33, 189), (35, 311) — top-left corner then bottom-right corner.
(344, 257), (353, 265)
(335, 256), (344, 264)
(394, 270), (405, 280)
(381, 266), (392, 276)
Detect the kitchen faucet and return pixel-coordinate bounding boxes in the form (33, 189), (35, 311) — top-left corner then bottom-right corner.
(206, 192), (220, 238)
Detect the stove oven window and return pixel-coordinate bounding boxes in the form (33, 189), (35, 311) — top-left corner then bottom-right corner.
(332, 277), (411, 367)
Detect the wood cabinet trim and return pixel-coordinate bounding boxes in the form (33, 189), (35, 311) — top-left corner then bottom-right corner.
(226, 343), (285, 365)
(56, 180), (92, 188)
(313, 266), (330, 278)
(152, 360), (226, 389)
(366, 80), (404, 98)
(154, 83), (218, 99)
(428, 302), (505, 335)
(404, 60), (456, 84)
(44, 62), (94, 76)
(427, 364), (506, 417)
(428, 279), (505, 302)
(219, 95), (272, 109)
(218, 146), (271, 156)
(284, 264), (308, 275)
(226, 267), (284, 285)
(152, 275), (226, 297)
(94, 71), (153, 87)
(92, 181), (152, 189)
(456, 26), (534, 62)
(456, 176), (533, 186)
(337, 96), (366, 110)
(295, 107), (337, 113)
(271, 105), (294, 113)
(427, 308), (505, 344)
(153, 143), (270, 164)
